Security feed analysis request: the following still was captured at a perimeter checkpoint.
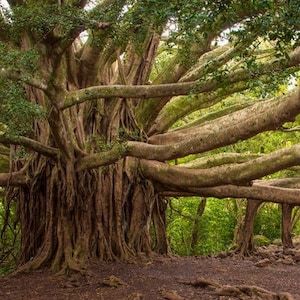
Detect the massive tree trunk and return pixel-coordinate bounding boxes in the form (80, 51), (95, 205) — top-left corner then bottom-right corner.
(11, 94), (169, 273)
(16, 155), (163, 272)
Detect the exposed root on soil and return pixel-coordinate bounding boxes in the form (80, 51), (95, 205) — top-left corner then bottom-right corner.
(8, 255), (86, 278)
(184, 277), (295, 300)
(159, 288), (184, 300)
(102, 275), (127, 287)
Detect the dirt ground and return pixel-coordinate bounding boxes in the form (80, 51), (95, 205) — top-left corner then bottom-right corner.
(1, 247), (300, 300)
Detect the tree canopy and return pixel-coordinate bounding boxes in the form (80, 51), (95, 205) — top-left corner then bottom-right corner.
(1, 0), (300, 272)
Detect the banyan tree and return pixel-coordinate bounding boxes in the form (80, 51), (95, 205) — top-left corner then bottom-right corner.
(1, 0), (300, 272)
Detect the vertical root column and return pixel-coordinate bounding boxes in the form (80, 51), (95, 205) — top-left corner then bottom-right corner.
(95, 170), (116, 261)
(152, 196), (169, 254)
(113, 162), (131, 259)
(127, 180), (155, 254)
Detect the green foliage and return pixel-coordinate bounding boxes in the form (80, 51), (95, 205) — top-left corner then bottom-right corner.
(0, 43), (39, 74)
(167, 198), (236, 255)
(254, 203), (281, 241)
(0, 200), (20, 275)
(167, 198), (284, 256)
(7, 3), (86, 41)
(87, 134), (128, 158)
(171, 0), (233, 43)
(293, 220), (300, 236)
(193, 199), (236, 255)
(253, 234), (271, 247)
(150, 49), (175, 82)
(230, 1), (300, 53)
(234, 129), (300, 155)
(0, 79), (45, 137)
(111, 0), (174, 52)
(0, 155), (9, 173)
(125, 0), (172, 31)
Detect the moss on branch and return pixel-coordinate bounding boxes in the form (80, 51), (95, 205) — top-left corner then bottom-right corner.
(140, 143), (300, 188)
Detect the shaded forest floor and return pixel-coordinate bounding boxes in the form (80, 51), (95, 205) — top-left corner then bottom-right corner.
(1, 244), (300, 300)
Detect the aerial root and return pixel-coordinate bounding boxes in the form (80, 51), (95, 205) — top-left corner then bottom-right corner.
(51, 257), (89, 278)
(184, 277), (295, 300)
(8, 262), (34, 278)
(7, 253), (48, 277)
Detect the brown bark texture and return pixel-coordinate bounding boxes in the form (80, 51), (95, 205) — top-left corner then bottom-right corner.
(281, 204), (294, 249)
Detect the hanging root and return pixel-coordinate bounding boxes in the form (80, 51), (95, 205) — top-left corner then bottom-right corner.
(7, 152), (167, 275)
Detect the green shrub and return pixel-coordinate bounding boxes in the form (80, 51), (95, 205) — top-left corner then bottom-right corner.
(254, 203), (281, 241)
(253, 234), (271, 247)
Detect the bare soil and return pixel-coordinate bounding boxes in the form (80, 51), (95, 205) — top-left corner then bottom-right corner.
(1, 248), (300, 300)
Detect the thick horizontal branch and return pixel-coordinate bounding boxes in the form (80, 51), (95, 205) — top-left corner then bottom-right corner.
(62, 81), (199, 109)
(0, 135), (59, 158)
(77, 142), (259, 171)
(253, 178), (300, 188)
(148, 81), (253, 135)
(160, 184), (300, 205)
(140, 144), (300, 187)
(76, 133), (169, 170)
(75, 146), (123, 171)
(150, 71), (300, 135)
(170, 101), (255, 132)
(62, 44), (300, 110)
(148, 88), (300, 159)
(182, 152), (261, 169)
(0, 171), (28, 186)
(179, 40), (252, 83)
(76, 139), (300, 173)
